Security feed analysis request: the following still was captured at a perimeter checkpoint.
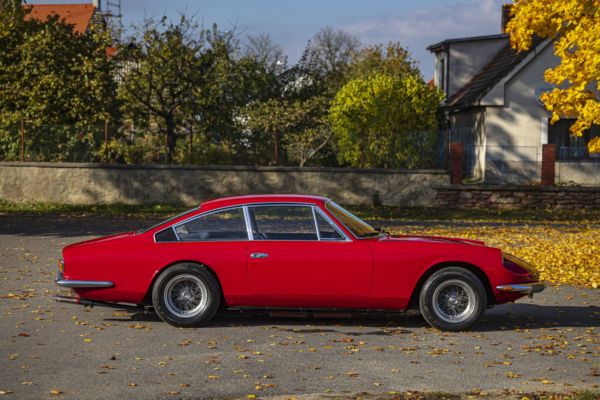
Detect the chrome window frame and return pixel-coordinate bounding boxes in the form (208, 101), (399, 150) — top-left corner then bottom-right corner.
(244, 203), (351, 242)
(312, 207), (348, 241)
(154, 202), (352, 243)
(154, 206), (249, 243)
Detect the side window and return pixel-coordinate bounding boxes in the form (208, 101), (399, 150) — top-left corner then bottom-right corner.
(174, 208), (248, 241)
(315, 211), (344, 240)
(249, 206), (317, 241)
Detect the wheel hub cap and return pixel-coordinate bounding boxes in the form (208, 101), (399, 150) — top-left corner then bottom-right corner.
(432, 279), (477, 324)
(163, 274), (208, 319)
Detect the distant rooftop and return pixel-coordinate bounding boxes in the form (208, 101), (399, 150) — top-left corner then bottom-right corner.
(426, 34), (510, 52)
(23, 3), (96, 35)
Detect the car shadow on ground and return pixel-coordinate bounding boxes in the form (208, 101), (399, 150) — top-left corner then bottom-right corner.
(100, 302), (600, 333)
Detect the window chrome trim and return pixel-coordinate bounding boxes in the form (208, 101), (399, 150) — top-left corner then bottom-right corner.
(243, 206), (255, 241)
(312, 207), (321, 241)
(156, 206), (250, 243)
(313, 206), (350, 242)
(153, 202), (353, 243)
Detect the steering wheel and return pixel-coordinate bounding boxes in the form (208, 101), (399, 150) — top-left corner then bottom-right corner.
(258, 232), (270, 240)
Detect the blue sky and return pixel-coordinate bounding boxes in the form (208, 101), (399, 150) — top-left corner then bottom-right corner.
(28, 0), (509, 79)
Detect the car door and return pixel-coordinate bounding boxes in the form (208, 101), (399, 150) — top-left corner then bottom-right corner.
(246, 204), (373, 296)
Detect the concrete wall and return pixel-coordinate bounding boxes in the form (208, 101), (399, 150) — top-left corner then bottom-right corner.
(0, 163), (450, 206)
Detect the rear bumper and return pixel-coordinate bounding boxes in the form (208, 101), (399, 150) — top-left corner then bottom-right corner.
(496, 282), (546, 294)
(55, 272), (113, 288)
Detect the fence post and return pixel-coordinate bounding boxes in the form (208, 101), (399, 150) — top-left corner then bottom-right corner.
(541, 144), (556, 186)
(157, 135), (160, 165)
(500, 147), (505, 185)
(275, 125), (278, 166)
(446, 127), (450, 169)
(190, 124), (193, 165)
(165, 134), (168, 164)
(450, 142), (463, 184)
(104, 122), (108, 164)
(21, 121), (24, 162)
(361, 126), (365, 168)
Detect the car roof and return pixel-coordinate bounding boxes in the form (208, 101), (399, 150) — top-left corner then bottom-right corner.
(201, 194), (330, 210)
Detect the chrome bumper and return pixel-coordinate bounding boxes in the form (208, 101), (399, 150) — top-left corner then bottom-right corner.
(496, 282), (546, 294)
(55, 272), (113, 288)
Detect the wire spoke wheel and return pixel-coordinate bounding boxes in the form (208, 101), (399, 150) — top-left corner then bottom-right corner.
(432, 279), (476, 323)
(164, 274), (208, 318)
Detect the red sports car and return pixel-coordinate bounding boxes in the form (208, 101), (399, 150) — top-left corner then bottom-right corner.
(54, 194), (545, 331)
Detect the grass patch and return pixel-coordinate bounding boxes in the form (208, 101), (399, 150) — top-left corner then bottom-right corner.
(1, 199), (600, 223)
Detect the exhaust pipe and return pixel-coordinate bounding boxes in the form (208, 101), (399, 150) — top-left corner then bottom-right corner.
(54, 295), (143, 311)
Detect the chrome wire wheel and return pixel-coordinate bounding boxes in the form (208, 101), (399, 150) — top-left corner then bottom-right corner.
(163, 274), (208, 319)
(432, 279), (476, 323)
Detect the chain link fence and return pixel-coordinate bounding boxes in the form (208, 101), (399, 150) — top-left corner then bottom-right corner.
(557, 147), (599, 187)
(0, 123), (452, 169)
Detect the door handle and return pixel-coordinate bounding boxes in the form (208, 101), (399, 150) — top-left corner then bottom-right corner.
(251, 253), (269, 259)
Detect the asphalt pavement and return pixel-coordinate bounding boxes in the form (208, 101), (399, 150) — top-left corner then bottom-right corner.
(1, 214), (599, 399)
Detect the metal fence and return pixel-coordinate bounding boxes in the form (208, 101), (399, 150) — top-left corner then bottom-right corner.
(557, 147), (599, 187)
(0, 123), (452, 169)
(480, 146), (539, 185)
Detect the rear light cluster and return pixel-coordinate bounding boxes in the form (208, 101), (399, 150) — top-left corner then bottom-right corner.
(501, 252), (539, 278)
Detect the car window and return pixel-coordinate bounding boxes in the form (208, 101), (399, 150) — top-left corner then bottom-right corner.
(315, 211), (345, 240)
(248, 206), (317, 241)
(174, 208), (248, 241)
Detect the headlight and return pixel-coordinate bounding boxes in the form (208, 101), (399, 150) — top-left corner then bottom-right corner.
(502, 252), (539, 278)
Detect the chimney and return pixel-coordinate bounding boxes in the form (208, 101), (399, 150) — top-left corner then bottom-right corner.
(93, 0), (101, 12)
(501, 4), (514, 34)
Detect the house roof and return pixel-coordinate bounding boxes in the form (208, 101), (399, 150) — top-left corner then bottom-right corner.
(23, 3), (96, 35)
(443, 35), (545, 110)
(426, 34), (509, 52)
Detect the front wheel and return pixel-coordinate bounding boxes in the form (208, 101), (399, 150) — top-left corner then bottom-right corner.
(152, 263), (220, 328)
(419, 267), (487, 331)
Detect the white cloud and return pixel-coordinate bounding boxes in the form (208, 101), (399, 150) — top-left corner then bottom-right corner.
(342, 0), (507, 79)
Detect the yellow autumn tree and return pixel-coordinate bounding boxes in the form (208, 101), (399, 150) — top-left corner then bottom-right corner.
(507, 0), (600, 153)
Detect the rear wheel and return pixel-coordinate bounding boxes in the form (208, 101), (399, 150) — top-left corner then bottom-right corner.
(152, 263), (220, 328)
(419, 267), (487, 331)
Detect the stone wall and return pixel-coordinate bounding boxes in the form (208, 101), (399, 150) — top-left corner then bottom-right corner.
(434, 184), (600, 209)
(0, 163), (450, 206)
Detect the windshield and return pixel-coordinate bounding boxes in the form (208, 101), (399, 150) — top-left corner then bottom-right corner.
(325, 201), (383, 239)
(136, 206), (200, 234)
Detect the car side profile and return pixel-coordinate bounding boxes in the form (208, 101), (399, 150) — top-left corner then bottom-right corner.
(54, 194), (545, 331)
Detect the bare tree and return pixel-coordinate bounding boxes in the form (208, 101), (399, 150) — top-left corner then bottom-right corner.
(310, 26), (361, 74)
(241, 32), (283, 65)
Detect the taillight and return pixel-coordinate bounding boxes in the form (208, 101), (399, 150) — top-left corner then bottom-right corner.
(502, 253), (539, 278)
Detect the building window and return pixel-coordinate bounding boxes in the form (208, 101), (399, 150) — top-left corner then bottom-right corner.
(548, 119), (600, 156)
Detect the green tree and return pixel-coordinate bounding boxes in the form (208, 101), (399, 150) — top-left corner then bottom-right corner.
(0, 12), (120, 124)
(329, 73), (444, 169)
(0, 0), (28, 39)
(346, 42), (420, 81)
(245, 47), (336, 167)
(117, 16), (279, 157)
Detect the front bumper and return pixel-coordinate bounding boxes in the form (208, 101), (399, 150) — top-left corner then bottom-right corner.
(496, 281), (546, 295)
(55, 272), (114, 288)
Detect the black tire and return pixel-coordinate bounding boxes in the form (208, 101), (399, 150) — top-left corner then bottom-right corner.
(152, 263), (220, 328)
(419, 267), (487, 331)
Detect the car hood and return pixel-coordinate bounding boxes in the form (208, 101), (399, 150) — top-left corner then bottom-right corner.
(64, 232), (134, 249)
(386, 234), (485, 246)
